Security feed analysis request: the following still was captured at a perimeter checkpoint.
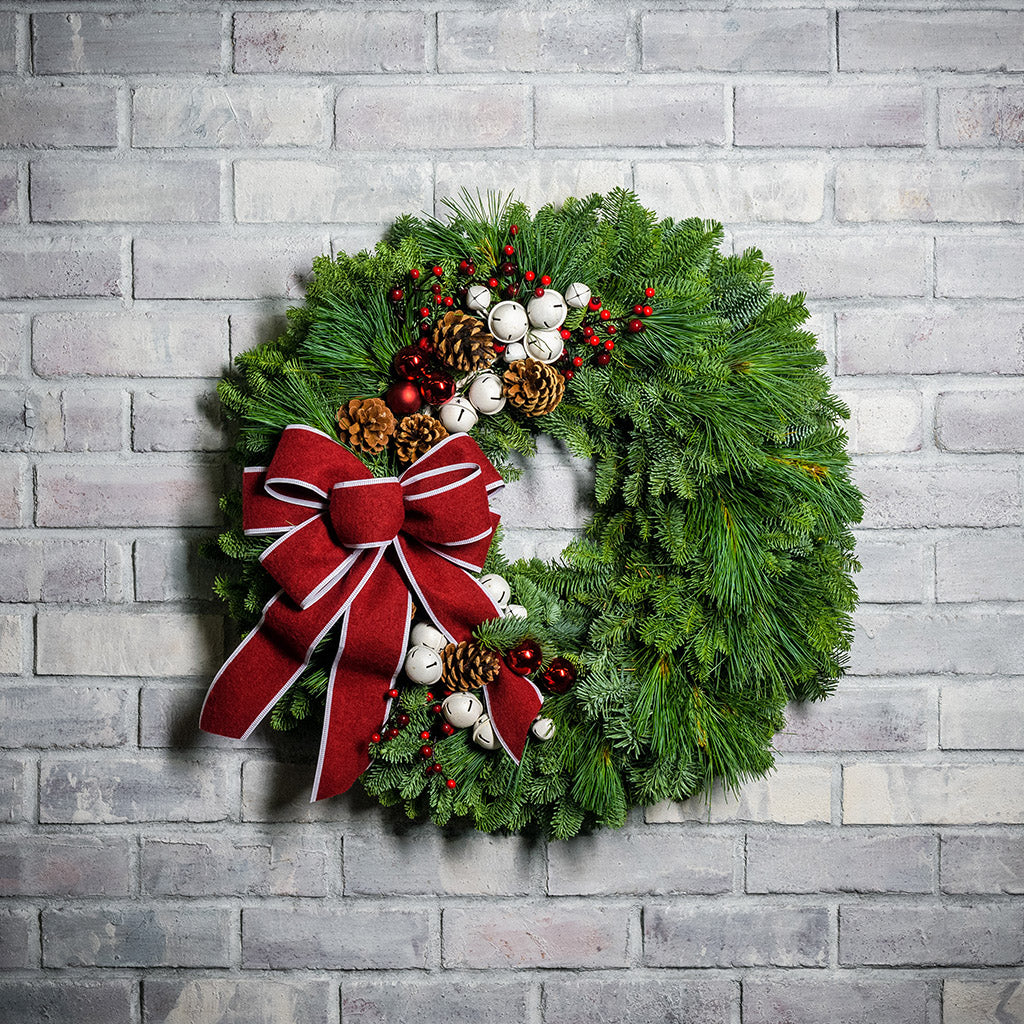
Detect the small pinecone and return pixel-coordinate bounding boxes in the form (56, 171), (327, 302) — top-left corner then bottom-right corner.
(442, 640), (501, 692)
(433, 311), (496, 372)
(503, 358), (565, 417)
(336, 397), (396, 454)
(393, 413), (449, 463)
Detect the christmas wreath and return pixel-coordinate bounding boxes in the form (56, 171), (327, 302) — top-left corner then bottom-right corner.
(202, 190), (862, 839)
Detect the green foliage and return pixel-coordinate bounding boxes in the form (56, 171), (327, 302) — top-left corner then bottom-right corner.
(211, 190), (863, 839)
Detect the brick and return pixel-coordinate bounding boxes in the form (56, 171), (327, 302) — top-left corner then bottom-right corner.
(0, 613), (24, 673)
(744, 977), (934, 1024)
(734, 233), (928, 299)
(31, 160), (220, 223)
(234, 11), (427, 73)
(938, 532), (1024, 602)
(839, 388), (923, 453)
(62, 387), (124, 452)
(145, 978), (333, 1024)
(242, 759), (345, 822)
(940, 87), (1024, 148)
(0, 685), (129, 747)
(842, 902), (1022, 966)
(440, 9), (630, 72)
(0, 316), (24, 377)
(0, 84), (116, 148)
(435, 161), (630, 214)
(244, 905), (428, 969)
(490, 460), (590, 531)
(33, 12), (221, 73)
(548, 831), (733, 895)
(44, 907), (232, 968)
(133, 383), (225, 452)
(852, 608), (1024, 676)
(0, 458), (26, 527)
(644, 902), (829, 967)
(938, 389), (1024, 452)
(836, 160), (1022, 223)
(0, 162), (17, 223)
(942, 834), (1024, 894)
(747, 832), (936, 894)
(938, 237), (1024, 298)
(134, 235), (327, 300)
(0, 236), (120, 298)
(229, 311), (289, 361)
(37, 609), (223, 676)
(345, 831), (531, 896)
(338, 85), (528, 151)
(854, 462), (1019, 529)
(343, 979), (530, 1024)
(543, 977), (737, 1024)
(736, 86), (925, 147)
(234, 160), (431, 224)
(0, 835), (131, 895)
(33, 311), (228, 378)
(135, 536), (219, 602)
(0, 759), (29, 823)
(0, 12), (14, 72)
(837, 306), (1024, 375)
(636, 161), (824, 223)
(141, 685), (267, 751)
(0, 387), (61, 450)
(643, 9), (828, 71)
(942, 680), (1024, 749)
(841, 11), (1024, 72)
(852, 536), (929, 603)
(444, 904), (628, 968)
(944, 980), (1024, 1023)
(536, 85), (724, 148)
(133, 84), (327, 148)
(142, 834), (328, 897)
(845, 763), (1024, 825)
(0, 982), (132, 1024)
(36, 462), (221, 528)
(647, 763), (831, 824)
(777, 684), (934, 752)
(40, 756), (235, 823)
(0, 908), (36, 969)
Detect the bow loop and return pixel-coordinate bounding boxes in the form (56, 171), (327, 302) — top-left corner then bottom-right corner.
(329, 478), (405, 549)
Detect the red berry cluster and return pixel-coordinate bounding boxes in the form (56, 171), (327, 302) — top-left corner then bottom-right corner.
(370, 686), (458, 791)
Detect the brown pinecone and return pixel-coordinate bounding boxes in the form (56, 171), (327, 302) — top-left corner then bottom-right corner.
(442, 640), (501, 692)
(503, 358), (565, 417)
(392, 413), (449, 463)
(433, 311), (496, 372)
(336, 397), (396, 454)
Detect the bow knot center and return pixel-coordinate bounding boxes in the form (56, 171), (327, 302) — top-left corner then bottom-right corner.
(329, 479), (405, 548)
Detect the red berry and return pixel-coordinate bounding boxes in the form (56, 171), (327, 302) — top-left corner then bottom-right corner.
(467, 263), (476, 275)
(607, 325), (617, 334)
(504, 284), (517, 298)
(599, 309), (611, 321)
(524, 270), (536, 282)
(425, 692), (434, 701)
(503, 243), (515, 256)
(645, 286), (656, 298)
(629, 318), (644, 333)
(431, 762), (443, 773)
(387, 688), (399, 699)
(389, 287), (404, 302)
(493, 342), (506, 354)
(419, 307), (431, 319)
(446, 778), (457, 789)
(596, 351), (611, 366)
(444, 296), (454, 307)
(582, 326), (595, 339)
(642, 305), (653, 317)
(432, 265), (443, 277)
(420, 730), (431, 740)
(633, 304), (644, 315)
(398, 713), (410, 726)
(534, 286), (545, 298)
(564, 369), (575, 380)
(430, 283), (441, 295)
(409, 268), (421, 280)
(417, 337), (433, 352)
(540, 275), (551, 286)
(421, 745), (433, 758)
(588, 335), (600, 346)
(509, 224), (519, 236)
(388, 727), (400, 738)
(434, 295), (445, 305)
(459, 259), (469, 271)
(588, 297), (601, 311)
(442, 723), (455, 736)
(501, 262), (516, 275)
(604, 339), (615, 350)
(560, 328), (572, 341)
(572, 355), (584, 367)
(371, 732), (382, 744)
(488, 277), (499, 289)
(431, 703), (442, 714)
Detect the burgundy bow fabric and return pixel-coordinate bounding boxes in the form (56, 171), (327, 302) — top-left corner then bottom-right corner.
(200, 425), (543, 801)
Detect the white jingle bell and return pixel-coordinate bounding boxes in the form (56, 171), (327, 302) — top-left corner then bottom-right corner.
(442, 691), (484, 729)
(504, 603), (528, 619)
(502, 341), (528, 363)
(472, 713), (501, 751)
(404, 644), (443, 685)
(487, 300), (529, 343)
(438, 396), (478, 434)
(564, 282), (591, 309)
(525, 328), (563, 364)
(467, 371), (506, 415)
(410, 621), (447, 652)
(465, 284), (492, 315)
(531, 717), (556, 741)
(478, 573), (511, 607)
(527, 289), (567, 330)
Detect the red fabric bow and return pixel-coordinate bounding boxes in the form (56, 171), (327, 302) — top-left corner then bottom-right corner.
(200, 425), (543, 801)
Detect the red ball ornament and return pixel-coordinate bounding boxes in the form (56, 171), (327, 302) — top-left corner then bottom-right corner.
(431, 283), (442, 295)
(628, 319), (644, 333)
(541, 656), (577, 694)
(540, 274), (552, 286)
(425, 692), (434, 701)
(596, 351), (612, 367)
(506, 640), (543, 675)
(645, 286), (656, 298)
(389, 287), (404, 302)
(419, 371), (455, 406)
(493, 342), (506, 354)
(393, 345), (428, 379)
(503, 243), (515, 256)
(385, 381), (422, 417)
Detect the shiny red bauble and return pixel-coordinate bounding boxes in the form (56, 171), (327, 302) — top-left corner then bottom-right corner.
(506, 640), (543, 676)
(385, 380), (423, 417)
(541, 657), (577, 694)
(419, 371), (455, 406)
(392, 344), (429, 380)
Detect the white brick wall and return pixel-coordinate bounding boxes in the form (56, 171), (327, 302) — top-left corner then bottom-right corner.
(1, 2), (1022, 1020)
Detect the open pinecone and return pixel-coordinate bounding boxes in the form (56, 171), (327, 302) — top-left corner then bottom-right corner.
(433, 311), (496, 372)
(503, 358), (565, 417)
(336, 397), (396, 454)
(442, 640), (501, 692)
(393, 413), (448, 463)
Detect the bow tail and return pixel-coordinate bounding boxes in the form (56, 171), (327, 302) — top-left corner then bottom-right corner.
(313, 552), (412, 801)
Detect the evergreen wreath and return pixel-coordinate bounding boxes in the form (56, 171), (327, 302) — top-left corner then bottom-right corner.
(204, 190), (863, 839)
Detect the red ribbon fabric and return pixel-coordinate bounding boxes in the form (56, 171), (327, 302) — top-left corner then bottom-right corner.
(200, 425), (543, 801)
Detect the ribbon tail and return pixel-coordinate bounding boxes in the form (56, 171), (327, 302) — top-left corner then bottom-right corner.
(312, 551), (412, 801)
(484, 666), (544, 764)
